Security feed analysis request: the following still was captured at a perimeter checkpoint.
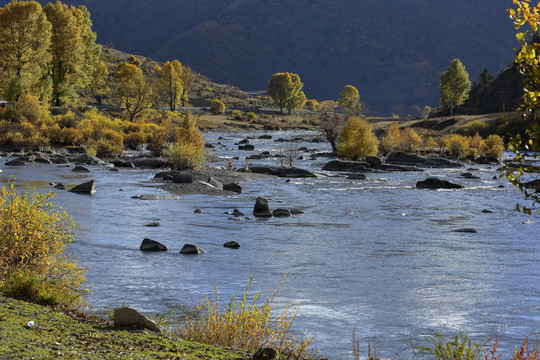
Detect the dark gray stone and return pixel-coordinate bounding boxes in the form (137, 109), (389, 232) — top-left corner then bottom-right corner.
(322, 160), (369, 172)
(131, 157), (168, 169)
(460, 172), (480, 179)
(224, 183), (243, 194)
(223, 241), (241, 249)
(112, 159), (135, 168)
(253, 197), (273, 217)
(69, 180), (96, 194)
(290, 208), (306, 214)
(194, 209), (204, 214)
(274, 167), (317, 178)
(347, 174), (367, 180)
(239, 144), (255, 151)
(272, 208), (292, 217)
(252, 347), (278, 360)
(208, 176), (224, 189)
(232, 209), (245, 216)
(72, 165), (90, 173)
(144, 222), (161, 227)
(481, 209), (493, 213)
(5, 159), (27, 166)
(180, 244), (206, 254)
(453, 228), (478, 233)
(68, 153), (101, 165)
(416, 178), (463, 189)
(173, 173), (193, 184)
(139, 238), (168, 251)
(365, 156), (382, 167)
(258, 135), (272, 139)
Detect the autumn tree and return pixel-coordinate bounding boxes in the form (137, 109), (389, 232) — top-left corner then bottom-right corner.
(267, 72), (305, 114)
(0, 0), (52, 102)
(114, 62), (152, 121)
(180, 65), (194, 107)
(439, 59), (471, 115)
(338, 85), (362, 116)
(44, 1), (99, 106)
(89, 60), (110, 104)
(506, 0), (540, 212)
(158, 60), (184, 111)
(337, 116), (379, 159)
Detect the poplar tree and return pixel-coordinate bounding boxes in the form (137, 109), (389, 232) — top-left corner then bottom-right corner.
(439, 59), (471, 114)
(89, 60), (110, 104)
(44, 1), (99, 106)
(115, 62), (152, 121)
(338, 85), (362, 116)
(0, 0), (52, 101)
(267, 72), (305, 114)
(158, 60), (184, 111)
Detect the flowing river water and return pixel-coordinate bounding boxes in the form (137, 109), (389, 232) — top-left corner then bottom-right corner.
(1, 130), (539, 359)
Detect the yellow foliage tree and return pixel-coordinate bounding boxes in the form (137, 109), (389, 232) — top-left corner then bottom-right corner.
(114, 62), (152, 121)
(337, 116), (379, 159)
(89, 60), (110, 104)
(0, 0), (52, 102)
(338, 85), (362, 116)
(267, 72), (305, 114)
(158, 60), (184, 111)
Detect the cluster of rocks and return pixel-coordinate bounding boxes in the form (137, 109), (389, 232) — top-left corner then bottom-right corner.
(252, 196), (305, 218)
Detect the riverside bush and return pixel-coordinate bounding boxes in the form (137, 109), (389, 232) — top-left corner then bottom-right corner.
(464, 120), (489, 136)
(164, 141), (205, 170)
(337, 116), (379, 159)
(177, 111), (205, 150)
(417, 333), (487, 360)
(246, 112), (257, 120)
(211, 99), (225, 114)
(0, 180), (86, 308)
(380, 123), (422, 153)
(481, 134), (505, 158)
(444, 134), (471, 158)
(175, 276), (315, 358)
(16, 93), (42, 122)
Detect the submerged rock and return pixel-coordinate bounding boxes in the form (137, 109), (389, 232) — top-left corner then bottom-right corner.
(180, 244), (206, 254)
(223, 241), (241, 249)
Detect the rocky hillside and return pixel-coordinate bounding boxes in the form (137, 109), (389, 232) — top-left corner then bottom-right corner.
(19, 0), (517, 115)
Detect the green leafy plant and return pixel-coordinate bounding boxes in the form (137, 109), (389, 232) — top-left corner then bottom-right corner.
(164, 141), (206, 170)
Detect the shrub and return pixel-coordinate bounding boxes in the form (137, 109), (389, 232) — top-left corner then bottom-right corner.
(231, 109), (245, 121)
(56, 111), (77, 129)
(469, 132), (483, 157)
(305, 99), (318, 111)
(16, 93), (41, 122)
(177, 111), (205, 150)
(417, 333), (487, 360)
(164, 141), (206, 170)
(464, 120), (489, 136)
(444, 134), (470, 158)
(0, 180), (86, 308)
(380, 123), (402, 154)
(211, 99), (225, 114)
(337, 116), (379, 159)
(246, 112), (257, 121)
(481, 134), (505, 158)
(174, 276), (315, 358)
(58, 127), (82, 146)
(124, 131), (147, 150)
(90, 138), (123, 157)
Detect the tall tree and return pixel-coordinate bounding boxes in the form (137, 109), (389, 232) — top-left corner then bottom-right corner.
(114, 62), (152, 121)
(158, 60), (184, 111)
(479, 67), (494, 86)
(180, 65), (193, 107)
(0, 0), (52, 102)
(267, 72), (304, 114)
(44, 1), (99, 106)
(338, 85), (362, 116)
(439, 59), (471, 115)
(89, 60), (110, 104)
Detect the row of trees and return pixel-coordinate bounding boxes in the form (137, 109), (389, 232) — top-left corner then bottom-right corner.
(267, 58), (476, 117)
(0, 1), (195, 121)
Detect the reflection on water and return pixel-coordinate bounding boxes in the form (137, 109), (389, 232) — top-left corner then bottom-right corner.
(1, 132), (539, 359)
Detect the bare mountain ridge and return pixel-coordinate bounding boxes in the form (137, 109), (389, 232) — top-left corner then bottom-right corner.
(6, 0), (519, 115)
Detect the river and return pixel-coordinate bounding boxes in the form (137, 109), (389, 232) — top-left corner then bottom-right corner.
(1, 130), (539, 359)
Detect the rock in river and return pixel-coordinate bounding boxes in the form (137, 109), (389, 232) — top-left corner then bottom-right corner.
(253, 196), (273, 217)
(139, 238), (168, 251)
(69, 180), (96, 194)
(416, 178), (463, 189)
(224, 241), (241, 249)
(180, 244), (206, 254)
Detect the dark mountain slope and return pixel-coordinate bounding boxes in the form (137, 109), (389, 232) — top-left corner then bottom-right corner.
(4, 0), (518, 114)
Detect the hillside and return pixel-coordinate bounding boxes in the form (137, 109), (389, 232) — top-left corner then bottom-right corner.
(19, 0), (517, 116)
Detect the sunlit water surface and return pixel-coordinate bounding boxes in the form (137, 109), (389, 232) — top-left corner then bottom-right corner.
(1, 131), (539, 359)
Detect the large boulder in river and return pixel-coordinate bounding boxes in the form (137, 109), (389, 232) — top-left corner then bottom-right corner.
(139, 238), (167, 252)
(273, 208), (292, 217)
(113, 307), (161, 333)
(386, 153), (463, 168)
(274, 167), (317, 178)
(253, 196), (273, 217)
(224, 182), (243, 193)
(131, 157), (168, 169)
(322, 160), (370, 172)
(68, 153), (102, 165)
(416, 177), (463, 189)
(365, 156), (382, 167)
(113, 159), (135, 168)
(69, 180), (96, 194)
(385, 153), (425, 165)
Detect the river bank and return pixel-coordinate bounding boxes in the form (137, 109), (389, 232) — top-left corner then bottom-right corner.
(0, 296), (248, 359)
